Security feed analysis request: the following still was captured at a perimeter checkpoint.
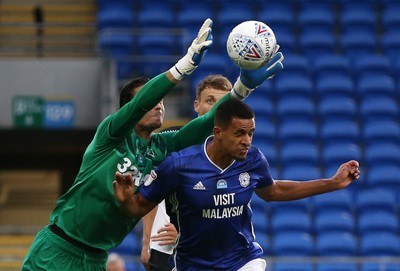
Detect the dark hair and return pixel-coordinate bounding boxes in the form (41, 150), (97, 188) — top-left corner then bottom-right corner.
(215, 98), (254, 127)
(119, 76), (150, 108)
(195, 75), (232, 99)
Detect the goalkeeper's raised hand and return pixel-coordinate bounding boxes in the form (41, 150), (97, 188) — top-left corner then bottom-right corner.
(231, 50), (284, 100)
(169, 18), (213, 81)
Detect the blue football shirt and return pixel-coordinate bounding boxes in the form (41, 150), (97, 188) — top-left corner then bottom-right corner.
(140, 136), (274, 270)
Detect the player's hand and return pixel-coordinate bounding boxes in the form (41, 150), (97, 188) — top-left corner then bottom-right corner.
(151, 223), (178, 246)
(113, 171), (135, 204)
(169, 18), (213, 80)
(231, 50), (284, 100)
(331, 160), (360, 189)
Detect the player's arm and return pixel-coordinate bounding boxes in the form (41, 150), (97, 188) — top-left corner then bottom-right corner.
(114, 155), (178, 218)
(108, 19), (213, 138)
(255, 160), (360, 202)
(141, 206), (158, 270)
(113, 172), (158, 219)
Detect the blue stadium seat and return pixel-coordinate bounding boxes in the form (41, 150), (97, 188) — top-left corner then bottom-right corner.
(97, 32), (135, 79)
(298, 7), (335, 35)
(215, 7), (254, 52)
(250, 194), (268, 213)
(321, 142), (362, 171)
(136, 6), (175, 29)
(314, 211), (355, 234)
(314, 74), (355, 99)
(299, 31), (336, 58)
(354, 55), (392, 78)
(269, 198), (311, 216)
(276, 96), (315, 123)
(362, 120), (400, 146)
(257, 6), (294, 41)
(360, 232), (400, 256)
(361, 263), (400, 271)
(253, 118), (275, 141)
(274, 32), (296, 55)
(311, 189), (354, 215)
(137, 35), (176, 56)
(298, 0), (335, 12)
(97, 1), (135, 30)
(245, 95), (274, 120)
(364, 143), (400, 166)
(356, 74), (396, 99)
(177, 4), (214, 38)
(137, 0), (174, 10)
(318, 97), (357, 122)
(280, 165), (322, 181)
(316, 263), (358, 271)
(279, 54), (310, 78)
(175, 0), (214, 11)
(273, 55), (312, 97)
(339, 7), (376, 35)
(278, 120), (318, 144)
(98, 32), (135, 57)
(356, 188), (398, 215)
(358, 211), (399, 235)
(110, 232), (141, 255)
(366, 164), (400, 191)
(273, 263), (314, 271)
(315, 232), (357, 256)
(280, 142), (319, 167)
(253, 140), (277, 168)
(190, 53), (230, 95)
(359, 96), (399, 122)
(252, 208), (269, 234)
(340, 32), (377, 60)
(381, 32), (400, 59)
(381, 0), (400, 35)
(313, 54), (351, 79)
(320, 120), (361, 144)
(270, 211), (312, 234)
(272, 232), (314, 256)
(136, 35), (177, 77)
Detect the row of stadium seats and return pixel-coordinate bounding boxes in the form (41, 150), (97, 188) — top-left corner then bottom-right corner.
(98, 31), (400, 78)
(96, 0), (400, 79)
(96, 0), (400, 35)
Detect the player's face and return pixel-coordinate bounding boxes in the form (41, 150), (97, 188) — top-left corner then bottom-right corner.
(194, 87), (228, 116)
(134, 86), (165, 131)
(221, 117), (255, 161)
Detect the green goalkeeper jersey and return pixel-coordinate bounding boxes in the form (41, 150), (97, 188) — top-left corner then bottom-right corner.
(49, 73), (230, 251)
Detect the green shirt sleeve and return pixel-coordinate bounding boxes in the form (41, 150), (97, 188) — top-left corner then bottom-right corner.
(108, 73), (176, 139)
(161, 93), (232, 152)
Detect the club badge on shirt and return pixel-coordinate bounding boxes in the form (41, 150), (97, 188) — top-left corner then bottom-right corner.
(217, 179), (227, 189)
(143, 170), (157, 186)
(238, 172), (250, 187)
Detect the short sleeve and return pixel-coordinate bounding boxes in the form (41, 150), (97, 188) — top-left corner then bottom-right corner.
(254, 149), (274, 189)
(139, 154), (178, 203)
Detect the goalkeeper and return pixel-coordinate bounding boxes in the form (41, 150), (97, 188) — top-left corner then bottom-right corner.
(21, 18), (284, 271)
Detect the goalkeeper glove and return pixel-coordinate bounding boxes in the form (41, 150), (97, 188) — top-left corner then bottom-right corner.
(231, 51), (284, 100)
(169, 18), (213, 81)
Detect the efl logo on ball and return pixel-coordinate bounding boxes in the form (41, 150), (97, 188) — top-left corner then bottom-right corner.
(227, 20), (277, 70)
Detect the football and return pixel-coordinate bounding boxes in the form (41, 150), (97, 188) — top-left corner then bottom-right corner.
(226, 20), (277, 70)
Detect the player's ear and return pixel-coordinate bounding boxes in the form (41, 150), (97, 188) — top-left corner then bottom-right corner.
(213, 126), (223, 140)
(194, 99), (200, 113)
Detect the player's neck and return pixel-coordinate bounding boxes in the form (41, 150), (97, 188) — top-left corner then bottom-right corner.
(134, 127), (152, 141)
(206, 141), (234, 170)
